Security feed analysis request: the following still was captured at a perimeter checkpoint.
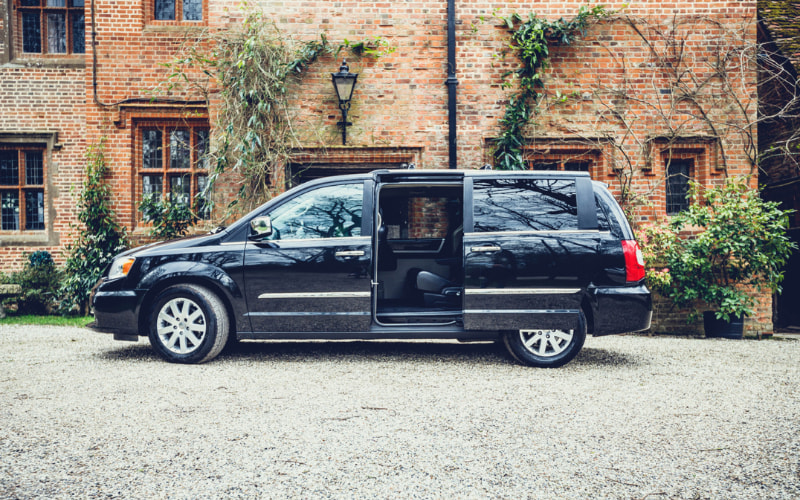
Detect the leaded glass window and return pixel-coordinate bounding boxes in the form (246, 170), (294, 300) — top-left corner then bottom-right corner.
(72, 12), (85, 53)
(153, 0), (203, 22)
(143, 129), (163, 169)
(46, 13), (66, 53)
(138, 123), (210, 222)
(0, 148), (46, 231)
(183, 0), (202, 20)
(665, 159), (692, 215)
(1, 192), (20, 231)
(17, 0), (85, 55)
(22, 12), (42, 53)
(169, 129), (191, 170)
(154, 0), (176, 20)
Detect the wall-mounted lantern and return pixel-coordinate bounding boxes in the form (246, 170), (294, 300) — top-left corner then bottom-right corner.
(331, 59), (358, 145)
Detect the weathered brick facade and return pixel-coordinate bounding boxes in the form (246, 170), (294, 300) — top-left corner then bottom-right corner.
(1, 0), (775, 332)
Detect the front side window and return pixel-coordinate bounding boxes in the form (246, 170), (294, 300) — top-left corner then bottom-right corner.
(17, 0), (85, 56)
(665, 158), (692, 215)
(138, 124), (210, 222)
(264, 183), (363, 240)
(473, 178), (578, 232)
(154, 0), (203, 21)
(0, 148), (45, 231)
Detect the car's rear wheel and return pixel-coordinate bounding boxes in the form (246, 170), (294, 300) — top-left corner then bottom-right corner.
(147, 284), (229, 364)
(502, 315), (586, 368)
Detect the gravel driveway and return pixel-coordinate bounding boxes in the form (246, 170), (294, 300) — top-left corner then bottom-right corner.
(1, 326), (798, 499)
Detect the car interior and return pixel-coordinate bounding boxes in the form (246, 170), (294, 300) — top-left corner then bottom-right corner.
(374, 184), (464, 325)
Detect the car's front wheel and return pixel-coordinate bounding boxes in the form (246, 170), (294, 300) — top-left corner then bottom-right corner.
(147, 284), (229, 364)
(502, 315), (586, 368)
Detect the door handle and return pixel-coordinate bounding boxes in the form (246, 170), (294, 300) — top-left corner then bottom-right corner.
(471, 245), (501, 253)
(335, 250), (365, 257)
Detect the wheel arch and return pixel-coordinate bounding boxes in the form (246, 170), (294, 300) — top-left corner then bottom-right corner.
(581, 294), (595, 335)
(136, 267), (241, 338)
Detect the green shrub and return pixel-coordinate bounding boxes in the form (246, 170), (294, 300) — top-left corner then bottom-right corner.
(139, 195), (195, 240)
(639, 177), (797, 322)
(3, 251), (63, 315)
(60, 140), (127, 315)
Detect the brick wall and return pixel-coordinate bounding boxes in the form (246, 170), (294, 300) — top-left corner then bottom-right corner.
(0, 0), (771, 331)
(0, 64), (85, 268)
(408, 197), (449, 239)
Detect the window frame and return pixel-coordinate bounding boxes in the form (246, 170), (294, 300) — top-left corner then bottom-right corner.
(145, 0), (208, 26)
(0, 146), (47, 233)
(526, 152), (596, 174)
(516, 142), (609, 178)
(135, 120), (210, 227)
(644, 137), (721, 215)
(14, 0), (86, 57)
(665, 156), (694, 215)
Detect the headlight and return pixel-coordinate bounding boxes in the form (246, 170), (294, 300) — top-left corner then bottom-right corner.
(108, 257), (136, 280)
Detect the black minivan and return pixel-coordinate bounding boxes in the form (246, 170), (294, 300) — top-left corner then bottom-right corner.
(91, 170), (651, 367)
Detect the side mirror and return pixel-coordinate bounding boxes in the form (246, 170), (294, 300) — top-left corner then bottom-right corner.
(249, 216), (273, 239)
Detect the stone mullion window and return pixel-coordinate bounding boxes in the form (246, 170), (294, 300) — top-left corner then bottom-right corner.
(0, 148), (46, 231)
(16, 0), (86, 56)
(137, 123), (210, 224)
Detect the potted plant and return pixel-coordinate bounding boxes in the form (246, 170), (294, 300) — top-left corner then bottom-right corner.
(639, 177), (796, 338)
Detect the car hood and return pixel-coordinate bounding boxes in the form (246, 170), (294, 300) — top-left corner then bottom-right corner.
(121, 231), (228, 259)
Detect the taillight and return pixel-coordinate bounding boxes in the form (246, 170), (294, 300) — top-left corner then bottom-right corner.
(621, 240), (645, 283)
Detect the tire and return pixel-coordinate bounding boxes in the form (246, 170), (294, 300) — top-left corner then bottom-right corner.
(147, 284), (229, 364)
(502, 314), (586, 368)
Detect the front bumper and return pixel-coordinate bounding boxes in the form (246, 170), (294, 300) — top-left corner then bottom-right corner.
(91, 279), (142, 336)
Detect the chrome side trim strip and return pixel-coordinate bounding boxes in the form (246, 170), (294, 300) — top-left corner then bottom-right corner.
(246, 311), (371, 317)
(465, 309), (578, 314)
(258, 291), (371, 299)
(465, 288), (581, 295)
(253, 236), (371, 245)
(466, 229), (603, 236)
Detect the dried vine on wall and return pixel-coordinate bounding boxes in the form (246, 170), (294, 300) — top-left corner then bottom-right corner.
(489, 7), (793, 226)
(493, 5), (613, 170)
(159, 7), (393, 215)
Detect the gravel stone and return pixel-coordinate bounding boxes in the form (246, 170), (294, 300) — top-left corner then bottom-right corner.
(1, 326), (798, 499)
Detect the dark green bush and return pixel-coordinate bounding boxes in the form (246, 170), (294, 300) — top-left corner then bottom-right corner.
(60, 140), (128, 315)
(139, 195), (195, 240)
(3, 251), (63, 315)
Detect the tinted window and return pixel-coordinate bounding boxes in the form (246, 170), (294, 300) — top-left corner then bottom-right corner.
(473, 178), (578, 232)
(266, 183), (362, 240)
(595, 191), (624, 238)
(595, 195), (610, 232)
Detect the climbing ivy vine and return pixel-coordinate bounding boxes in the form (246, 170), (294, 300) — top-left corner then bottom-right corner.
(159, 7), (393, 215)
(60, 139), (128, 315)
(494, 5), (612, 170)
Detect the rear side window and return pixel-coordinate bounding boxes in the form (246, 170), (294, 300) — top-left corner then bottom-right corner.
(473, 178), (578, 232)
(595, 194), (611, 232)
(595, 190), (625, 238)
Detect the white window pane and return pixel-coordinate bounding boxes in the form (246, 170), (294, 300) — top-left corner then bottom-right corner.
(47, 13), (67, 54)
